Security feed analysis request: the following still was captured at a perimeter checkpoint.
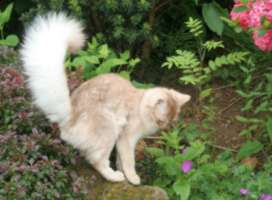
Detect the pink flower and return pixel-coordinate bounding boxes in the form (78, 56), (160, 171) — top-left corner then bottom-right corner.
(230, 3), (251, 29)
(260, 194), (272, 200)
(248, 1), (272, 27)
(181, 160), (193, 173)
(252, 29), (272, 51)
(240, 188), (250, 196)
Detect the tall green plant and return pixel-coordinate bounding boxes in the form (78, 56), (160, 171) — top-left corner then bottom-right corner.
(162, 18), (249, 100)
(0, 4), (19, 47)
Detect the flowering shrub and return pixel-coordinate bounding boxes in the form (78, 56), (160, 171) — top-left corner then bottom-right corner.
(230, 0), (272, 51)
(0, 66), (88, 199)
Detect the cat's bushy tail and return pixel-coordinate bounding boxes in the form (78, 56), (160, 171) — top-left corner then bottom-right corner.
(21, 13), (85, 125)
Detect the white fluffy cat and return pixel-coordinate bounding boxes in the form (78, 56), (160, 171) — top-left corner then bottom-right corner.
(21, 13), (190, 185)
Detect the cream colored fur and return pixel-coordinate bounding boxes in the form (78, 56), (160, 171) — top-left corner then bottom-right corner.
(21, 13), (191, 185)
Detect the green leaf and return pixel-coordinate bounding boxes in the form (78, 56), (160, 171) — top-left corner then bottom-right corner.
(0, 3), (13, 28)
(0, 35), (19, 47)
(199, 88), (212, 100)
(236, 90), (250, 98)
(242, 99), (254, 112)
(183, 141), (205, 161)
(255, 101), (268, 114)
(208, 60), (217, 71)
(120, 51), (130, 61)
(162, 129), (181, 150)
(265, 74), (272, 96)
(237, 141), (264, 160)
(86, 56), (100, 64)
(145, 147), (164, 157)
(156, 156), (178, 176)
(203, 40), (224, 51)
(4, 35), (19, 47)
(98, 44), (110, 58)
(71, 57), (88, 68)
(266, 117), (272, 142)
(240, 0), (250, 3)
(132, 80), (155, 89)
(179, 75), (200, 85)
(119, 71), (130, 80)
(96, 58), (127, 75)
(128, 58), (140, 68)
(233, 6), (249, 13)
(202, 2), (225, 36)
(258, 29), (267, 37)
(173, 179), (191, 200)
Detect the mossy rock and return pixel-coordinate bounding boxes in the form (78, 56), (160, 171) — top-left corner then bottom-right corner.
(77, 162), (169, 200)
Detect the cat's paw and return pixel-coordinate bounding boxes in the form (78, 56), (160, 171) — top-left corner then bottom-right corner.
(106, 170), (125, 182)
(127, 173), (141, 185)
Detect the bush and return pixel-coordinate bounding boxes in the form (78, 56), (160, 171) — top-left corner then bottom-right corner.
(145, 125), (272, 200)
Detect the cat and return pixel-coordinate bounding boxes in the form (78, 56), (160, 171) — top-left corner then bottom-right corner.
(21, 13), (191, 185)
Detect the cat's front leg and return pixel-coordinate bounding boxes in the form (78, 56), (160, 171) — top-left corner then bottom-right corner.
(116, 133), (141, 185)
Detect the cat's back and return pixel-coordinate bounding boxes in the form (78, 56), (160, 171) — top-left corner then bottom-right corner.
(71, 73), (137, 109)
(79, 73), (134, 93)
(89, 73), (133, 88)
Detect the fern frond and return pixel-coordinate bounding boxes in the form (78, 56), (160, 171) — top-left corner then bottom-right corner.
(162, 50), (200, 70)
(208, 52), (249, 71)
(203, 40), (224, 51)
(185, 17), (204, 38)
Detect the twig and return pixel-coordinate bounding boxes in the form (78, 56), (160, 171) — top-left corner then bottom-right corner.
(207, 143), (237, 152)
(213, 84), (235, 91)
(219, 97), (243, 114)
(145, 136), (161, 140)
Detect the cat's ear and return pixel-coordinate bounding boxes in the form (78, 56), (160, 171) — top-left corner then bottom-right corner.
(170, 90), (191, 107)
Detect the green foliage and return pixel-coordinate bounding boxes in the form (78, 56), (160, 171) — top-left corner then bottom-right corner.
(66, 37), (140, 80)
(202, 2), (228, 36)
(202, 40), (224, 51)
(162, 18), (249, 92)
(266, 117), (272, 141)
(237, 141), (264, 161)
(235, 64), (272, 144)
(19, 0), (153, 55)
(20, 0), (84, 22)
(185, 17), (204, 38)
(145, 124), (272, 200)
(93, 0), (152, 50)
(0, 4), (19, 47)
(208, 51), (249, 71)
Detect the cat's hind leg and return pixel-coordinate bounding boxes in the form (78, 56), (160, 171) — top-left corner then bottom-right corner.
(84, 115), (125, 182)
(85, 142), (124, 182)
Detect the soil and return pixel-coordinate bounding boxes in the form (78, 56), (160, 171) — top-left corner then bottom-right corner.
(210, 85), (246, 150)
(162, 81), (247, 152)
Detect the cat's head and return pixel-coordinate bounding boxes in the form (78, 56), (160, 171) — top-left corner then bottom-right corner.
(141, 88), (191, 130)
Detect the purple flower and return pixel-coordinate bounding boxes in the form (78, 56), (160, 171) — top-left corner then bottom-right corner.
(260, 194), (272, 200)
(181, 160), (193, 173)
(240, 188), (250, 196)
